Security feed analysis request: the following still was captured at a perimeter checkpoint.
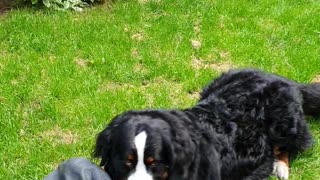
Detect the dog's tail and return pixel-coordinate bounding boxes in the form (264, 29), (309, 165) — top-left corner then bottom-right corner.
(300, 83), (320, 116)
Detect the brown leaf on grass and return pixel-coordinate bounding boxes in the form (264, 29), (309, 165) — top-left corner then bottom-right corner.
(191, 40), (202, 50)
(312, 75), (320, 83)
(41, 126), (78, 145)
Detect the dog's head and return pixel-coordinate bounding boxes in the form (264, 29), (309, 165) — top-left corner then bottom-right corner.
(94, 110), (198, 180)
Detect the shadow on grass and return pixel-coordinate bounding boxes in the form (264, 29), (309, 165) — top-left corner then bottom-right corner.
(0, 0), (15, 14)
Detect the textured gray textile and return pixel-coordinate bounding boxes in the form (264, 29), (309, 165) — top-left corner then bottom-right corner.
(44, 158), (111, 180)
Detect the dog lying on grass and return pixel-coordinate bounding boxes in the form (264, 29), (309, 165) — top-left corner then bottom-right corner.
(94, 69), (320, 180)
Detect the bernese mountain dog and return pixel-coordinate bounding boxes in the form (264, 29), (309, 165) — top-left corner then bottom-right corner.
(94, 69), (320, 180)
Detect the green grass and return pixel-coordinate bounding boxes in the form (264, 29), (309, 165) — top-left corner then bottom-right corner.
(0, 0), (319, 179)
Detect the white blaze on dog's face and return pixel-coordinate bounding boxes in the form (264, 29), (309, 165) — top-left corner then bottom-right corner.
(95, 113), (172, 180)
(128, 131), (153, 180)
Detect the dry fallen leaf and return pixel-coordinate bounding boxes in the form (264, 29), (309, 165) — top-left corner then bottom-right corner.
(191, 40), (201, 50)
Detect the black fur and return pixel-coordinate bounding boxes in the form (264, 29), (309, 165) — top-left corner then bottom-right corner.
(94, 69), (320, 180)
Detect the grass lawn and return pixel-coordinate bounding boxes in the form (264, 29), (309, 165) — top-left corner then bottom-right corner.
(0, 0), (319, 179)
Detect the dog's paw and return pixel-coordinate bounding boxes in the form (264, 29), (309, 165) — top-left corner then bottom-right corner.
(273, 160), (289, 180)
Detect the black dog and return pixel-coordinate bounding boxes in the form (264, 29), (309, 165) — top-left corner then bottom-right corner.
(94, 69), (320, 180)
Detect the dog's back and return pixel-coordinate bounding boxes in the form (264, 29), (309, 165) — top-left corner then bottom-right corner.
(197, 69), (320, 179)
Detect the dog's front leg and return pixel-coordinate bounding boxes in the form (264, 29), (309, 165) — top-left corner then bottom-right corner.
(273, 146), (289, 180)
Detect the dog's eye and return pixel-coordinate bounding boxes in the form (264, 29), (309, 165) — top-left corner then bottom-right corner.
(146, 157), (156, 166)
(125, 154), (135, 167)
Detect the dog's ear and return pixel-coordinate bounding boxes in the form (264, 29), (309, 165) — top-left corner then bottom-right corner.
(93, 113), (128, 167)
(93, 126), (112, 167)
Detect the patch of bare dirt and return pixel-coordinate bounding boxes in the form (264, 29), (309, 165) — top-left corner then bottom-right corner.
(44, 162), (61, 171)
(140, 77), (179, 90)
(138, 0), (149, 3)
(257, 19), (280, 31)
(131, 48), (139, 58)
(74, 58), (92, 68)
(133, 63), (148, 74)
(98, 81), (134, 93)
(312, 75), (320, 83)
(11, 79), (18, 86)
(191, 56), (234, 72)
(187, 91), (200, 100)
(219, 15), (227, 29)
(124, 26), (129, 32)
(191, 57), (205, 69)
(99, 78), (196, 108)
(41, 126), (78, 145)
(131, 32), (144, 41)
(194, 26), (201, 34)
(193, 19), (202, 35)
(147, 78), (200, 107)
(139, 77), (186, 106)
(143, 93), (155, 108)
(138, 0), (161, 4)
(48, 54), (56, 63)
(0, 96), (6, 103)
(219, 50), (231, 60)
(209, 62), (233, 72)
(0, 62), (3, 70)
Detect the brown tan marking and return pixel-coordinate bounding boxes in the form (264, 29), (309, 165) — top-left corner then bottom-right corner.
(273, 146), (289, 166)
(273, 146), (290, 179)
